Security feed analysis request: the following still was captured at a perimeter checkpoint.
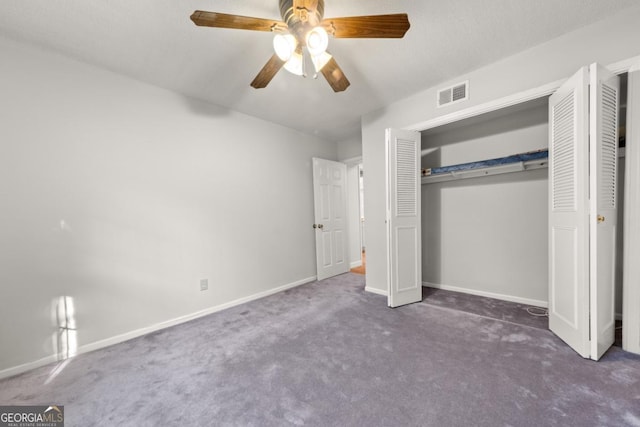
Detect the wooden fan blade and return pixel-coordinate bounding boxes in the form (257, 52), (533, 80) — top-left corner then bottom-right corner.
(320, 56), (350, 92)
(322, 14), (410, 38)
(191, 11), (287, 32)
(250, 54), (286, 89)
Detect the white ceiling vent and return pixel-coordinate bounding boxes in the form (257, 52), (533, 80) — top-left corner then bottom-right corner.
(437, 80), (469, 108)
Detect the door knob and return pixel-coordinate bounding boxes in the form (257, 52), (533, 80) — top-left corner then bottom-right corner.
(318, 224), (324, 229)
(597, 215), (605, 223)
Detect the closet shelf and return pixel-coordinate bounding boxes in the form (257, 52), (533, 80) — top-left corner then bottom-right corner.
(421, 149), (548, 185)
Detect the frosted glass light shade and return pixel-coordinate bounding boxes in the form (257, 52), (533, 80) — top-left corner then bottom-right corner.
(283, 51), (304, 76)
(306, 27), (329, 57)
(273, 34), (297, 61)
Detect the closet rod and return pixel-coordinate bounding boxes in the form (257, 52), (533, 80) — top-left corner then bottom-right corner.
(420, 144), (623, 185)
(421, 158), (548, 184)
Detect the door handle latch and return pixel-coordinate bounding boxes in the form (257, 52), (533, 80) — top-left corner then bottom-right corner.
(313, 223), (324, 229)
(597, 215), (605, 223)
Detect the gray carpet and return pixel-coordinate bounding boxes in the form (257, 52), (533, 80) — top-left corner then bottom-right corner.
(1, 273), (639, 426)
(422, 287), (550, 331)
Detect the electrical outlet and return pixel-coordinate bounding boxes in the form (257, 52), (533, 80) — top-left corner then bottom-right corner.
(200, 279), (208, 291)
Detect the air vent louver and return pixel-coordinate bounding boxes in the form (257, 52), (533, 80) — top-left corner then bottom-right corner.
(437, 81), (469, 108)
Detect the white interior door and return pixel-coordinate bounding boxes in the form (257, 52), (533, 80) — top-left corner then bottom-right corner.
(548, 66), (591, 358)
(385, 128), (422, 308)
(588, 63), (619, 360)
(312, 158), (349, 281)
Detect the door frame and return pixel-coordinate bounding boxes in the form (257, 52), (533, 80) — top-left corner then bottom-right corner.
(343, 156), (364, 270)
(401, 54), (640, 355)
(623, 63), (640, 354)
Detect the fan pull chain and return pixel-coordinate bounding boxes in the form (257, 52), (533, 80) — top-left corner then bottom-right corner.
(302, 48), (307, 78)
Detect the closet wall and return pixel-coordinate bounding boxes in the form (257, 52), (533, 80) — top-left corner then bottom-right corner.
(421, 101), (549, 305)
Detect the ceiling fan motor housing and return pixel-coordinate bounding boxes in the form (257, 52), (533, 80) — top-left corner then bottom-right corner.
(279, 0), (325, 43)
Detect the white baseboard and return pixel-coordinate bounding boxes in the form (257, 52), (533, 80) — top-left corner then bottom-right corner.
(365, 286), (388, 297)
(0, 275), (317, 381)
(350, 260), (363, 269)
(0, 354), (62, 382)
(423, 282), (548, 308)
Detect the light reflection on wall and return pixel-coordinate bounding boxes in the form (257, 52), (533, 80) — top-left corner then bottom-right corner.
(55, 296), (77, 359)
(46, 296), (78, 385)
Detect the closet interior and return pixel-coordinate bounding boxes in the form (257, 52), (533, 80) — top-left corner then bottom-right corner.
(419, 75), (627, 332)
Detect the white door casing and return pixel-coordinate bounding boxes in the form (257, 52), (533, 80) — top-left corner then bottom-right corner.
(386, 128), (422, 308)
(589, 63), (619, 360)
(623, 62), (640, 355)
(312, 158), (349, 281)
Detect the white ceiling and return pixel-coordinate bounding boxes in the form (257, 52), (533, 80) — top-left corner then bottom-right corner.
(0, 0), (637, 142)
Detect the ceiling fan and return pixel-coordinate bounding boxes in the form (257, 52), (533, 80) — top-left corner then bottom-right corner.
(190, 0), (410, 92)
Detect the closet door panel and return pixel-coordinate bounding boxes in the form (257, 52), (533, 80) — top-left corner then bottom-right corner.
(386, 128), (422, 307)
(548, 67), (590, 358)
(588, 63), (619, 360)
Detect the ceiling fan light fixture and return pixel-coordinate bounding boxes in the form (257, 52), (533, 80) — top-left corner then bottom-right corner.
(273, 33), (297, 61)
(306, 26), (329, 56)
(283, 50), (305, 76)
(191, 1), (410, 92)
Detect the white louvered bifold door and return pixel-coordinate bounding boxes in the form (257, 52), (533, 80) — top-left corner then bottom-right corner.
(385, 128), (422, 308)
(548, 67), (591, 358)
(589, 63), (619, 361)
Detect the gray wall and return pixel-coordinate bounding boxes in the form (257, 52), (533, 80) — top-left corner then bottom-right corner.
(337, 134), (363, 162)
(0, 36), (337, 374)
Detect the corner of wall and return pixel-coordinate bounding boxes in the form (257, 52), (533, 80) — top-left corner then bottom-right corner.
(337, 133), (363, 162)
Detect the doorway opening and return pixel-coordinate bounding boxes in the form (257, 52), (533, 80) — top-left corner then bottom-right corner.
(348, 162), (365, 274)
(350, 251), (366, 275)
